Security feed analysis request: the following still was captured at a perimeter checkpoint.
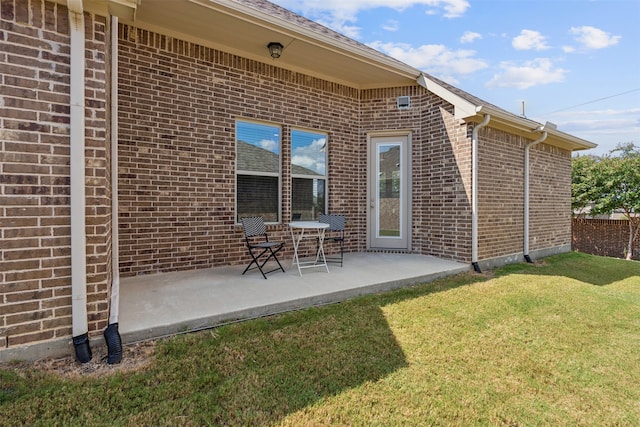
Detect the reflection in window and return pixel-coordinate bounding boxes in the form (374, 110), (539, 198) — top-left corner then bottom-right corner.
(236, 121), (281, 222)
(291, 129), (327, 220)
(378, 144), (401, 237)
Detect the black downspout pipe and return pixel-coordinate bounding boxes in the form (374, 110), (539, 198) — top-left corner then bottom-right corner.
(73, 333), (92, 363)
(104, 323), (123, 364)
(524, 254), (533, 263)
(472, 262), (482, 273)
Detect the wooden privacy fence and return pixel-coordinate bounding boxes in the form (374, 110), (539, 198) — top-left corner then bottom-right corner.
(572, 218), (639, 261)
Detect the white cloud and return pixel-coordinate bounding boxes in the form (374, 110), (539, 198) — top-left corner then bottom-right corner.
(272, 0), (470, 37)
(369, 41), (487, 83)
(382, 19), (400, 32)
(486, 58), (567, 89)
(512, 30), (549, 51)
(460, 31), (482, 44)
(258, 139), (278, 152)
(292, 137), (326, 175)
(570, 26), (621, 49)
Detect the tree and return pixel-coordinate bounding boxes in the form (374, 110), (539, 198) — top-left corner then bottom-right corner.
(571, 154), (598, 218)
(573, 143), (640, 260)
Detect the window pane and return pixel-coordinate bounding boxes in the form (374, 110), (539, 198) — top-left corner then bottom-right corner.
(291, 129), (326, 220)
(237, 121), (280, 174)
(292, 178), (325, 220)
(291, 129), (326, 176)
(237, 175), (279, 222)
(236, 121), (281, 222)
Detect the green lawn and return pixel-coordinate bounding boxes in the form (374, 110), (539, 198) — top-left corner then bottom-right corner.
(2, 252), (639, 426)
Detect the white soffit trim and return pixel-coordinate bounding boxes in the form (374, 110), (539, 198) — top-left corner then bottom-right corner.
(417, 74), (476, 120)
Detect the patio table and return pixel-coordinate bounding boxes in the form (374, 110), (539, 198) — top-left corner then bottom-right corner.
(289, 221), (330, 276)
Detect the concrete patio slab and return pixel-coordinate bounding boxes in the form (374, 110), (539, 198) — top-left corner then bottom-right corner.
(119, 253), (470, 343)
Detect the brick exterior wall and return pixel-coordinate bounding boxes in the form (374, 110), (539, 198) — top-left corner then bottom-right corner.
(477, 128), (526, 259)
(1, 1), (111, 349)
(572, 219), (640, 260)
(117, 25), (362, 276)
(528, 143), (572, 251)
(421, 97), (472, 261)
(476, 127), (572, 260)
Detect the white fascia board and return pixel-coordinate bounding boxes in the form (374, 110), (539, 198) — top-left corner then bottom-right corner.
(546, 128), (598, 151)
(475, 105), (541, 132)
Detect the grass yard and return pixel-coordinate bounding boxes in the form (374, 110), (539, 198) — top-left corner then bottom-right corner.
(1, 252), (639, 426)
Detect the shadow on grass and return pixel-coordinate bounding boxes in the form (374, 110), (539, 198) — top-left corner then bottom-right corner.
(1, 273), (483, 426)
(12, 255), (634, 424)
(147, 304), (409, 425)
(495, 251), (640, 286)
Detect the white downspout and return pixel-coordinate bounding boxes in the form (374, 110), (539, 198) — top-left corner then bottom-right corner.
(524, 130), (547, 263)
(109, 16), (120, 326)
(103, 15), (124, 364)
(471, 114), (490, 273)
(68, 0), (91, 362)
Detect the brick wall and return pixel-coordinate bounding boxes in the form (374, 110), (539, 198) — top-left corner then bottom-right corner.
(1, 1), (111, 348)
(528, 143), (572, 251)
(476, 129), (572, 260)
(117, 25), (362, 276)
(360, 85), (426, 255)
(477, 128), (526, 259)
(572, 219), (640, 260)
(420, 97), (472, 262)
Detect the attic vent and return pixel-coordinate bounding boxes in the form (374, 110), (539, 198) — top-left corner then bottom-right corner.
(397, 96), (410, 110)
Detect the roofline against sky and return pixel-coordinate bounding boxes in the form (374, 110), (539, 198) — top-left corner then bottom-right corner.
(417, 74), (597, 151)
(209, 0), (421, 80)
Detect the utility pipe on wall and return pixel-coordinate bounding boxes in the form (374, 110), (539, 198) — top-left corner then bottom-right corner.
(68, 0), (91, 363)
(524, 130), (548, 263)
(471, 114), (490, 273)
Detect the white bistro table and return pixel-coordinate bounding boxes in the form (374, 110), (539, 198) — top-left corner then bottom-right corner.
(289, 221), (330, 276)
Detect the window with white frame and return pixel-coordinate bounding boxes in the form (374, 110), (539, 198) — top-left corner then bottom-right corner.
(291, 129), (327, 220)
(236, 120), (281, 223)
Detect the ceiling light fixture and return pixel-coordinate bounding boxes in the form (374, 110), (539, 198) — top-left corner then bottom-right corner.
(267, 42), (284, 59)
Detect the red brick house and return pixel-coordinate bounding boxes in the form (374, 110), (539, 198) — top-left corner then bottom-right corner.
(1, 0), (595, 362)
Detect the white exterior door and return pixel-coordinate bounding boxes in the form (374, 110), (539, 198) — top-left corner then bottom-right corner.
(368, 133), (410, 250)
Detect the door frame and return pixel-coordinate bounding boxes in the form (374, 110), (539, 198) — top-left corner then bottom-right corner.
(366, 131), (412, 251)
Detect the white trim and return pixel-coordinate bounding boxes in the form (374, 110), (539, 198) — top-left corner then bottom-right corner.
(69, 3), (88, 338)
(110, 15), (120, 324)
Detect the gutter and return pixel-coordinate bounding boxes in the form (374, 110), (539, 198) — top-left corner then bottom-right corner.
(471, 114), (491, 273)
(523, 123), (553, 263)
(68, 0), (91, 363)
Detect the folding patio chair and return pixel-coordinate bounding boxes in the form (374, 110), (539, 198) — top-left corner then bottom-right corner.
(318, 214), (345, 267)
(240, 217), (285, 279)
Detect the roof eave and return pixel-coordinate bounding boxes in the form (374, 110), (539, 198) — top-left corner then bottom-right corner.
(203, 0), (420, 82)
(418, 75), (597, 152)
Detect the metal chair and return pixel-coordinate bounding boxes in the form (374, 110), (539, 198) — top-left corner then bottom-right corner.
(240, 217), (285, 279)
(318, 214), (345, 267)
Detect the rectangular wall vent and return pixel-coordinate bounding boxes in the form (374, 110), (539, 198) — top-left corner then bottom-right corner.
(397, 96), (410, 110)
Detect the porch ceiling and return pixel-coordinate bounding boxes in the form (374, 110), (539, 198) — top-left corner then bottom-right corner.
(120, 0), (420, 89)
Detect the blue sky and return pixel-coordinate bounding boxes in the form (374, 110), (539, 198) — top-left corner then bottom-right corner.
(272, 0), (640, 155)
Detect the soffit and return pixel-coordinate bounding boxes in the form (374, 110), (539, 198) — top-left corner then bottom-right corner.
(117, 0), (418, 89)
